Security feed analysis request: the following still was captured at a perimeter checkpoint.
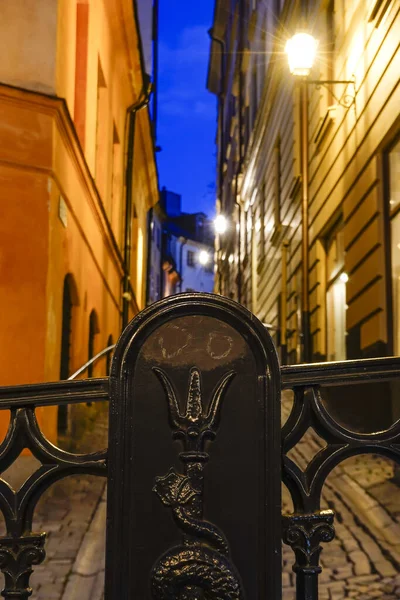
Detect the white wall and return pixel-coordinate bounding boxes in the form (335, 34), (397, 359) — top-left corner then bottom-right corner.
(179, 240), (214, 294)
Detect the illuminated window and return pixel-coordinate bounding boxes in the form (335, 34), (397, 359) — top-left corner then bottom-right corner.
(326, 221), (346, 361)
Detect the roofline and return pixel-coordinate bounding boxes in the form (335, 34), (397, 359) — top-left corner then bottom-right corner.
(206, 0), (229, 94)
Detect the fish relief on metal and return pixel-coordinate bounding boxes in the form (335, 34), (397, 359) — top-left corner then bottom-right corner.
(150, 366), (244, 600)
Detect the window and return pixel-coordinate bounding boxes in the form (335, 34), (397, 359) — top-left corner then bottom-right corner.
(74, 2), (89, 148)
(59, 276), (73, 434)
(260, 185), (266, 258)
(274, 137), (281, 228)
(326, 221), (346, 361)
(245, 209), (252, 262)
(251, 68), (258, 127)
(95, 57), (109, 200)
(388, 138), (400, 353)
(60, 277), (73, 381)
(110, 122), (121, 228)
(187, 250), (195, 267)
(58, 274), (79, 433)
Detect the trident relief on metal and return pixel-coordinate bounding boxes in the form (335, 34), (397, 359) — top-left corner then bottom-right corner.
(150, 367), (244, 599)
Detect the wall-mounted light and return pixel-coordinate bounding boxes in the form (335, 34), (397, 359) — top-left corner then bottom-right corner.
(214, 215), (228, 234)
(340, 272), (349, 283)
(285, 33), (318, 77)
(198, 250), (210, 266)
(285, 32), (356, 107)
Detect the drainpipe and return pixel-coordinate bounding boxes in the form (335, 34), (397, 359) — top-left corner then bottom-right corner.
(146, 207), (154, 305)
(208, 29), (227, 298)
(122, 76), (152, 328)
(300, 79), (311, 362)
(295, 0), (311, 361)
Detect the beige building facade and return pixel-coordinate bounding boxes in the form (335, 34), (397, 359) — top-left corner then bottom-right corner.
(208, 0), (399, 370)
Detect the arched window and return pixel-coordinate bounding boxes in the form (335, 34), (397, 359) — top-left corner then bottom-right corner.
(88, 310), (100, 377)
(58, 274), (79, 434)
(74, 1), (90, 148)
(60, 277), (72, 381)
(106, 334), (113, 375)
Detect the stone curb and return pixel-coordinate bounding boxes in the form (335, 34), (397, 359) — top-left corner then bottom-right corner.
(60, 486), (107, 600)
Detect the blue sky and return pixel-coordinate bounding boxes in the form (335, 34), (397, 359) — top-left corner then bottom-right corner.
(156, 0), (217, 217)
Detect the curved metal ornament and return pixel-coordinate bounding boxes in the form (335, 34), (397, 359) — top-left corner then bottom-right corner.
(0, 394), (106, 599)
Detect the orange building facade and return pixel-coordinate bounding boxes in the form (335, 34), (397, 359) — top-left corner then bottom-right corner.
(0, 0), (158, 441)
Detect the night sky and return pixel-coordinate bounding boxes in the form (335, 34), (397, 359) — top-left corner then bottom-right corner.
(156, 0), (217, 217)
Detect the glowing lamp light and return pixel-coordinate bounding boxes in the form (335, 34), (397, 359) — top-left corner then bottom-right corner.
(285, 33), (318, 77)
(214, 214), (228, 235)
(340, 272), (349, 283)
(198, 250), (210, 266)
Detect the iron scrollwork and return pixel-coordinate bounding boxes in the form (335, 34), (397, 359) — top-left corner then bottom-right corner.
(281, 364), (400, 599)
(151, 367), (244, 599)
(0, 379), (108, 599)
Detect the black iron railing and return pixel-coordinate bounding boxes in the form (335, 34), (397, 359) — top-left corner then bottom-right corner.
(0, 379), (108, 599)
(281, 357), (400, 600)
(0, 296), (400, 599)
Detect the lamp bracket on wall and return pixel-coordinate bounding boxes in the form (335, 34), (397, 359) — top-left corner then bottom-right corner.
(306, 78), (356, 108)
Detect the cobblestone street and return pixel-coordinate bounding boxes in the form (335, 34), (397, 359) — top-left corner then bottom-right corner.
(1, 404), (108, 600)
(282, 392), (400, 600)
(1, 393), (400, 599)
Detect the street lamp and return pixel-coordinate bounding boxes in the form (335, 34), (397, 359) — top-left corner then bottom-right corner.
(214, 214), (228, 235)
(285, 32), (356, 106)
(198, 250), (211, 266)
(285, 33), (318, 77)
(285, 31), (355, 362)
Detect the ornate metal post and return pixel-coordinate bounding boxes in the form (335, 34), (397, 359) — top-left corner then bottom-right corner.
(283, 511), (335, 600)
